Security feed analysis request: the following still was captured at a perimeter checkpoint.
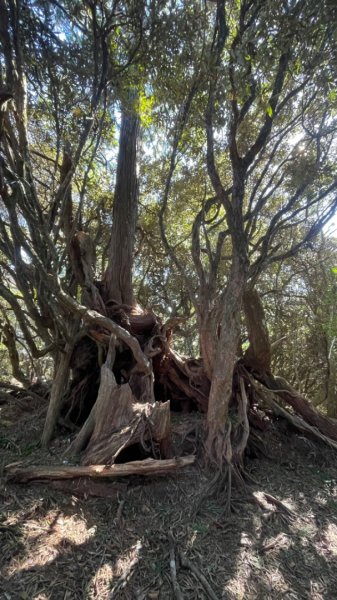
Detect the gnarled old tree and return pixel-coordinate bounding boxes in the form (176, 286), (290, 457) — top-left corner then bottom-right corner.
(159, 0), (337, 467)
(2, 0), (337, 483)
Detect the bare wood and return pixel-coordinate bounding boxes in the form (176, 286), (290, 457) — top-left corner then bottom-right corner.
(262, 492), (298, 519)
(68, 335), (118, 456)
(82, 400), (171, 465)
(5, 456), (196, 483)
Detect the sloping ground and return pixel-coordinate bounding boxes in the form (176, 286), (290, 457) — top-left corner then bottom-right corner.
(0, 399), (337, 599)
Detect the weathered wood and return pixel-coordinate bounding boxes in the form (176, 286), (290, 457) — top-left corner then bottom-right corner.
(103, 97), (140, 306)
(82, 400), (171, 465)
(5, 456), (196, 482)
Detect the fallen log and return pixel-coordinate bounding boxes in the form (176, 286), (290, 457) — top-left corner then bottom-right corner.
(5, 456), (196, 483)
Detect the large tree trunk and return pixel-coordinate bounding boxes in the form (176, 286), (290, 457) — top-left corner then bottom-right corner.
(103, 95), (140, 306)
(199, 305), (219, 380)
(243, 286), (272, 374)
(205, 258), (246, 463)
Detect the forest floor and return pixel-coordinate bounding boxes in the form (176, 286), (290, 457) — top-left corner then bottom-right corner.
(0, 397), (337, 600)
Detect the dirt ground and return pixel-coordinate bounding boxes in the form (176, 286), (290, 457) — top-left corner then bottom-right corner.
(0, 397), (337, 600)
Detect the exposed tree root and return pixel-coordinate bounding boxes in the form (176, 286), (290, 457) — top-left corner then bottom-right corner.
(36, 277), (337, 490)
(262, 373), (337, 442)
(246, 370), (337, 450)
(252, 491), (299, 522)
(192, 460), (248, 518)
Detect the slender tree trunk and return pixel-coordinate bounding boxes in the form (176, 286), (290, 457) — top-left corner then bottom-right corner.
(2, 322), (31, 386)
(327, 350), (337, 418)
(103, 95), (140, 306)
(41, 322), (78, 447)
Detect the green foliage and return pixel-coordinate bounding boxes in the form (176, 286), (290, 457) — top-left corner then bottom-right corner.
(1, 0), (337, 389)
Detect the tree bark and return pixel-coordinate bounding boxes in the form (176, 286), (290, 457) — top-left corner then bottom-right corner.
(199, 306), (218, 380)
(1, 321), (31, 386)
(41, 322), (78, 447)
(326, 344), (337, 418)
(205, 258), (246, 462)
(103, 95), (140, 306)
(5, 456), (196, 483)
(243, 286), (272, 374)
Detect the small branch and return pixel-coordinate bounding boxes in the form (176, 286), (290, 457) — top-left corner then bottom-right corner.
(179, 552), (219, 600)
(168, 533), (184, 600)
(114, 496), (126, 527)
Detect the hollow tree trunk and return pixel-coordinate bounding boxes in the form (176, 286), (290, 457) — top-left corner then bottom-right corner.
(205, 258), (246, 463)
(103, 95), (140, 306)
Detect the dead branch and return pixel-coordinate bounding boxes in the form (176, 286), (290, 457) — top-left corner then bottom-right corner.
(168, 533), (184, 600)
(5, 456), (196, 483)
(263, 374), (337, 442)
(262, 493), (298, 520)
(179, 552), (219, 600)
(109, 540), (142, 599)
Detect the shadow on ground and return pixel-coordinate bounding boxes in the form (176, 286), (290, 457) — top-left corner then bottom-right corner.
(0, 407), (337, 599)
